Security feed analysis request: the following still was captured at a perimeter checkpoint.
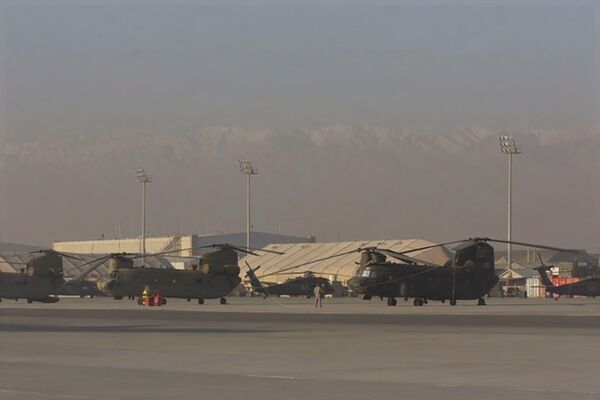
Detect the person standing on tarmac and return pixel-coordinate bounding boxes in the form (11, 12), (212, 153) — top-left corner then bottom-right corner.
(314, 284), (323, 308)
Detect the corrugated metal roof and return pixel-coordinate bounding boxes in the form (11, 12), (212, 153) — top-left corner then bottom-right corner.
(239, 238), (451, 283)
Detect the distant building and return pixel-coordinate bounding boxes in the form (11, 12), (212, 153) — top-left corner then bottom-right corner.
(53, 232), (314, 268)
(495, 249), (599, 278)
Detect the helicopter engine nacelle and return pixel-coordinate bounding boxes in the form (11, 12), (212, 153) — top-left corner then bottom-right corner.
(25, 253), (63, 278)
(200, 264), (240, 277)
(108, 256), (134, 272)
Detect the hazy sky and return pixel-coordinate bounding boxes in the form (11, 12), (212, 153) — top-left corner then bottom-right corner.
(1, 0), (598, 141)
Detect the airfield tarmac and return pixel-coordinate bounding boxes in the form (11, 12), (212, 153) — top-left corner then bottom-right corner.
(1, 297), (599, 400)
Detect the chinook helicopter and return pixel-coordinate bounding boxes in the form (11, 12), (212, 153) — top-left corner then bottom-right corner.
(348, 238), (578, 306)
(0, 250), (105, 303)
(245, 262), (334, 298)
(266, 238), (575, 306)
(88, 244), (282, 304)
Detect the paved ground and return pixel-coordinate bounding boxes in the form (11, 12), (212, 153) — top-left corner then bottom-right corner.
(1, 297), (599, 400)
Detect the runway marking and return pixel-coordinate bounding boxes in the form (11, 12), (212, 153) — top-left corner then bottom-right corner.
(247, 374), (305, 380)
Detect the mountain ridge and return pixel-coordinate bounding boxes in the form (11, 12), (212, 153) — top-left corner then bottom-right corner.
(0, 124), (598, 249)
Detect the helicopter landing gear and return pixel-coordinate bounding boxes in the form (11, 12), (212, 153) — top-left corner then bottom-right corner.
(450, 299), (457, 306)
(413, 298), (424, 306)
(477, 298), (486, 306)
(162, 298), (167, 305)
(198, 298), (204, 305)
(219, 297), (227, 305)
(113, 295), (123, 300)
(137, 298), (143, 305)
(387, 297), (397, 306)
(362, 294), (372, 300)
(27, 299), (33, 304)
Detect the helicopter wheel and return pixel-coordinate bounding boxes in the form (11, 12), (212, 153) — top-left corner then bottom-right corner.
(198, 298), (204, 304)
(450, 299), (457, 306)
(161, 298), (167, 305)
(413, 298), (424, 307)
(187, 298), (191, 302)
(362, 295), (372, 300)
(387, 297), (397, 306)
(27, 299), (33, 304)
(477, 298), (486, 306)
(423, 299), (428, 305)
(137, 298), (143, 305)
(220, 297), (227, 305)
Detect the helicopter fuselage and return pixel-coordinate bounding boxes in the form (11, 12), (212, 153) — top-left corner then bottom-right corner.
(347, 262), (497, 301)
(97, 267), (241, 300)
(0, 271), (63, 302)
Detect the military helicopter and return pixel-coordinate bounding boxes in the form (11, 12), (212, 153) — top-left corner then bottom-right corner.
(88, 243), (282, 304)
(265, 238), (575, 306)
(245, 262), (334, 298)
(534, 255), (600, 299)
(349, 238), (580, 306)
(0, 250), (106, 303)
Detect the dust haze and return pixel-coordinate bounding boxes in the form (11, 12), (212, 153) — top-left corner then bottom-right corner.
(0, 1), (598, 249)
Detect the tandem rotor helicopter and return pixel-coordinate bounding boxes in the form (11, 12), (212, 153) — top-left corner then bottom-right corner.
(249, 238), (576, 306)
(0, 250), (106, 303)
(83, 243), (283, 304)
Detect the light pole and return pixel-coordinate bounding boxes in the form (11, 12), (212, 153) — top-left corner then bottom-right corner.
(498, 136), (520, 272)
(239, 160), (257, 249)
(136, 168), (151, 266)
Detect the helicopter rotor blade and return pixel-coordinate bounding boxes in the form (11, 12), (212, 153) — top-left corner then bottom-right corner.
(392, 240), (469, 256)
(61, 254), (112, 281)
(21, 249), (84, 261)
(244, 260), (261, 274)
(233, 245), (285, 255)
(481, 238), (579, 253)
(66, 255), (113, 281)
(375, 248), (444, 267)
(260, 248), (362, 278)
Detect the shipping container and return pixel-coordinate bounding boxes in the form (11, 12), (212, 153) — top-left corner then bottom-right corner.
(526, 276), (545, 298)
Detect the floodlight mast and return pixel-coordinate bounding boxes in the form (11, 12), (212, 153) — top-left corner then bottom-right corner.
(498, 136), (520, 272)
(136, 168), (152, 267)
(239, 160), (258, 249)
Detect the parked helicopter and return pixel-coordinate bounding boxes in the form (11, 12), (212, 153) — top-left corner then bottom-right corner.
(0, 250), (105, 303)
(535, 255), (600, 299)
(245, 262), (334, 298)
(90, 243), (283, 304)
(263, 238), (575, 306)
